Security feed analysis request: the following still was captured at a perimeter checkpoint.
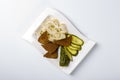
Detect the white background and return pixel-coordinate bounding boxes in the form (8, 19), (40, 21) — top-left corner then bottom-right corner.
(0, 0), (120, 80)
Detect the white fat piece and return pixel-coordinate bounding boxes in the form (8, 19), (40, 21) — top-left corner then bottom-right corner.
(37, 16), (68, 42)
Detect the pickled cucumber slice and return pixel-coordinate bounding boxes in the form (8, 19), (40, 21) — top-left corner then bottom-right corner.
(66, 47), (78, 56)
(59, 47), (70, 66)
(64, 47), (73, 61)
(67, 34), (84, 46)
(70, 43), (81, 50)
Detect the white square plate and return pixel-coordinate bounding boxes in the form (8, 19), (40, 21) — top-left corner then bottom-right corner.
(22, 8), (96, 74)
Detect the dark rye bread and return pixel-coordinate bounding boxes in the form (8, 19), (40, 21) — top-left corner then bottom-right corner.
(38, 31), (49, 44)
(54, 36), (72, 46)
(42, 42), (59, 54)
(44, 49), (58, 59)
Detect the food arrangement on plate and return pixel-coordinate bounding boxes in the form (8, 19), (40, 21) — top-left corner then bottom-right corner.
(37, 16), (84, 66)
(23, 8), (96, 74)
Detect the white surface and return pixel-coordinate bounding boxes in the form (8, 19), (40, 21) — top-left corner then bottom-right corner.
(22, 8), (95, 74)
(0, 0), (120, 80)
